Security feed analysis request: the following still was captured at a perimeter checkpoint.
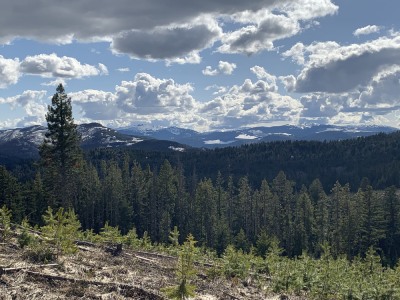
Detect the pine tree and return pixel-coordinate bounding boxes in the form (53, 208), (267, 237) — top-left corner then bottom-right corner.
(41, 206), (81, 257)
(39, 84), (83, 208)
(163, 234), (198, 299)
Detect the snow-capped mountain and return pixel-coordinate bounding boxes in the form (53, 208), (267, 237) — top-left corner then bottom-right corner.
(0, 123), (397, 165)
(118, 124), (398, 148)
(0, 123), (190, 163)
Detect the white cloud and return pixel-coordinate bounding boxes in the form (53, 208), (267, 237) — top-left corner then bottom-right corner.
(0, 0), (338, 61)
(200, 78), (302, 129)
(98, 63), (109, 75)
(54, 73), (304, 131)
(283, 33), (400, 93)
(218, 0), (337, 55)
(353, 25), (382, 37)
(20, 53), (107, 79)
(250, 66), (278, 92)
(279, 75), (296, 92)
(277, 0), (338, 21)
(203, 60), (237, 76)
(71, 90), (119, 120)
(0, 90), (47, 127)
(0, 90), (47, 107)
(218, 13), (300, 54)
(202, 66), (219, 76)
(116, 73), (196, 114)
(117, 68), (130, 72)
(0, 55), (20, 88)
(0, 53), (107, 88)
(205, 85), (228, 95)
(297, 65), (400, 126)
(358, 67), (400, 108)
(218, 61), (237, 75)
(41, 79), (68, 87)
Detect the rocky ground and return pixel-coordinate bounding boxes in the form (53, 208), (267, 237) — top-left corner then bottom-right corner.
(0, 239), (300, 300)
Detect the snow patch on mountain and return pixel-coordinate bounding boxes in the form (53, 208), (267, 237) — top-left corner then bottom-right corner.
(204, 140), (235, 145)
(169, 146), (185, 152)
(235, 134), (258, 140)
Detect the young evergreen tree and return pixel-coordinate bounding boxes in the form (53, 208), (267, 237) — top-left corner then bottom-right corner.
(163, 234), (198, 299)
(39, 84), (83, 208)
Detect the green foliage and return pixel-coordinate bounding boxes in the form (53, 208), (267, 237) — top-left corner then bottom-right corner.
(0, 205), (12, 242)
(18, 218), (34, 248)
(24, 238), (57, 263)
(169, 226), (180, 247)
(163, 234), (198, 300)
(39, 84), (83, 207)
(79, 229), (101, 243)
(255, 230), (271, 258)
(124, 227), (140, 249)
(99, 221), (123, 244)
(41, 206), (81, 256)
(222, 245), (252, 279)
(234, 228), (250, 253)
(140, 231), (152, 250)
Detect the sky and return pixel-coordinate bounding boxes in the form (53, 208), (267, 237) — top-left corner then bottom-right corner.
(0, 0), (400, 131)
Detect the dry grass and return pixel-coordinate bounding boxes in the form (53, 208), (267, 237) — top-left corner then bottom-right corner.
(0, 239), (291, 300)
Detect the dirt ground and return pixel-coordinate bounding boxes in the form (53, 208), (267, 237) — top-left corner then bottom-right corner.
(0, 241), (295, 300)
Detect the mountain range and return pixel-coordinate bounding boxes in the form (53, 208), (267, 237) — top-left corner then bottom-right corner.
(0, 123), (397, 165)
(118, 123), (397, 148)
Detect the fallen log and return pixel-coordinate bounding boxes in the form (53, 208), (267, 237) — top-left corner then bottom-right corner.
(25, 270), (165, 299)
(0, 263), (59, 275)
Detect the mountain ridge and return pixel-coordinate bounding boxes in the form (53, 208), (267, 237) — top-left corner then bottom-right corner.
(117, 123), (397, 148)
(0, 123), (397, 166)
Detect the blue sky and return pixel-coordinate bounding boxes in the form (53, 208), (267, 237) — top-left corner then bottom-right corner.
(0, 0), (399, 131)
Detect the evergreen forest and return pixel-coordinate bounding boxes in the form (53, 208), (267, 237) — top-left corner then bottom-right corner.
(2, 85), (400, 298)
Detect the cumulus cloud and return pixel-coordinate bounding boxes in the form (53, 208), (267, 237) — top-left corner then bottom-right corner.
(202, 66), (219, 76)
(20, 53), (107, 78)
(250, 66), (278, 91)
(112, 22), (221, 62)
(0, 90), (46, 107)
(283, 34), (400, 93)
(205, 85), (228, 95)
(358, 67), (400, 109)
(200, 78), (302, 129)
(279, 75), (297, 92)
(296, 66), (400, 125)
(0, 90), (47, 128)
(116, 73), (196, 114)
(203, 61), (237, 76)
(0, 55), (20, 88)
(0, 53), (107, 88)
(0, 0), (338, 61)
(353, 25), (382, 37)
(219, 13), (300, 54)
(218, 0), (337, 55)
(71, 90), (119, 120)
(54, 73), (304, 131)
(276, 0), (338, 20)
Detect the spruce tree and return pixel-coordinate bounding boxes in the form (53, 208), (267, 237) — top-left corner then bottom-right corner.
(39, 84), (83, 208)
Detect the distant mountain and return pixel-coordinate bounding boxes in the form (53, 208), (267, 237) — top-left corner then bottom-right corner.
(118, 124), (398, 148)
(0, 122), (397, 166)
(0, 123), (189, 164)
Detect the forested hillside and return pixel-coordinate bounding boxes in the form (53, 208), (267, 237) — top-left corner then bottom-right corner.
(2, 141), (400, 265)
(2, 85), (400, 299)
(89, 130), (400, 191)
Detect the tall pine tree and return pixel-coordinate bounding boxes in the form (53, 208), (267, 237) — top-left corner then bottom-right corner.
(39, 84), (83, 208)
